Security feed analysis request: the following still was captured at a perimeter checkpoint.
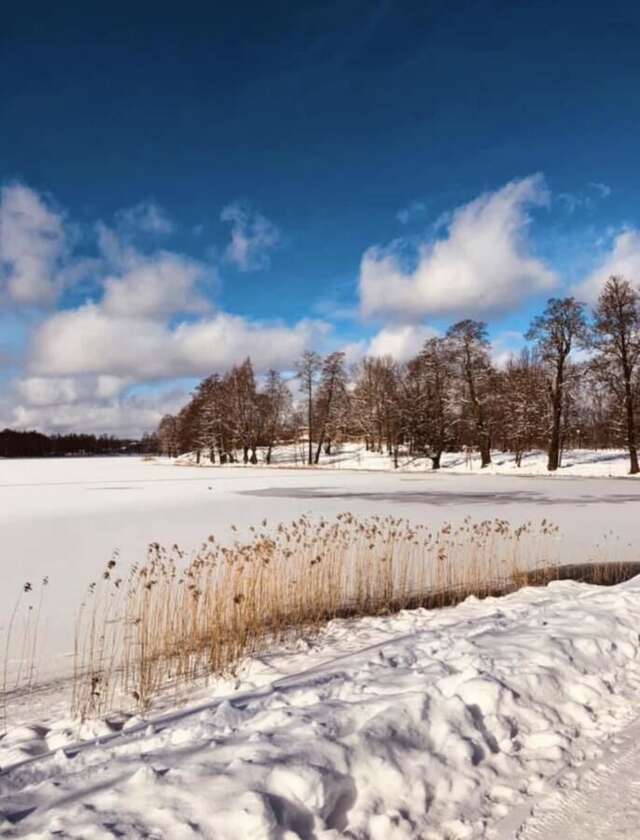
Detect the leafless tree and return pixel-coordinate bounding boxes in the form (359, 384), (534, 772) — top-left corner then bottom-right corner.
(446, 320), (495, 467)
(157, 414), (180, 457)
(590, 276), (640, 474)
(295, 351), (322, 465)
(526, 297), (588, 471)
(261, 369), (292, 464)
(496, 350), (548, 466)
(402, 337), (457, 469)
(314, 352), (349, 463)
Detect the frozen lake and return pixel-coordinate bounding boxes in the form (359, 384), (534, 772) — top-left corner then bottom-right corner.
(1, 456), (639, 680)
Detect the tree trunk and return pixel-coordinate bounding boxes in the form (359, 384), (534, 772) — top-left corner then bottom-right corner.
(547, 397), (562, 471)
(624, 376), (640, 474)
(479, 436), (491, 468)
(243, 446), (249, 464)
(430, 451), (441, 470)
(307, 382), (313, 466)
(266, 444), (272, 464)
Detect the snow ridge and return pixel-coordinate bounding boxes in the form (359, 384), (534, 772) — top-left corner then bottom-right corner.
(2, 578), (640, 838)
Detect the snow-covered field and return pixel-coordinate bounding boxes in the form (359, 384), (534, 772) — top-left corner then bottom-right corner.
(3, 577), (640, 838)
(179, 442), (640, 478)
(2, 453), (640, 838)
(1, 453), (639, 685)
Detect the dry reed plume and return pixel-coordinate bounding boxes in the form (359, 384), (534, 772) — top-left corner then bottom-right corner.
(72, 514), (569, 719)
(1, 577), (49, 733)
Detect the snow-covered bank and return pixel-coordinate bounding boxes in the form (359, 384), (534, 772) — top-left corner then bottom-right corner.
(3, 578), (640, 838)
(177, 443), (640, 478)
(2, 456), (640, 689)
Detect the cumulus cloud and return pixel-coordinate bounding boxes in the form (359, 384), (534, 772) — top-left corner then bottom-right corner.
(28, 305), (327, 380)
(0, 183), (69, 307)
(342, 324), (438, 365)
(359, 175), (557, 320)
(0, 183), (327, 435)
(573, 229), (640, 303)
(101, 253), (209, 319)
(16, 375), (131, 407)
(221, 201), (280, 271)
(367, 324), (438, 361)
(2, 383), (188, 438)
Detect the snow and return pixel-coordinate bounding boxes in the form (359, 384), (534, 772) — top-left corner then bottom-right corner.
(3, 577), (640, 838)
(178, 442), (640, 478)
(2, 454), (640, 836)
(2, 453), (640, 687)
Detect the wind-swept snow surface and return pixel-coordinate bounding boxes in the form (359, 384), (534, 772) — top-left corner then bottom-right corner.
(3, 578), (640, 839)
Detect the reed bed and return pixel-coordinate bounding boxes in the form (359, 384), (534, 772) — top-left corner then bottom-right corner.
(1, 515), (638, 727)
(71, 514), (571, 719)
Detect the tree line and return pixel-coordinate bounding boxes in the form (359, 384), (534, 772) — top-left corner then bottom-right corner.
(157, 276), (640, 474)
(0, 428), (153, 459)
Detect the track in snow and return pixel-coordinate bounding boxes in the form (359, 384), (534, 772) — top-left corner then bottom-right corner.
(497, 716), (640, 839)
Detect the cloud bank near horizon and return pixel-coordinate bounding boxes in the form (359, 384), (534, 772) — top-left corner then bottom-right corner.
(0, 176), (638, 436)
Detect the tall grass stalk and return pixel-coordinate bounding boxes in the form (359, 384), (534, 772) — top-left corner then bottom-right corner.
(72, 515), (567, 719)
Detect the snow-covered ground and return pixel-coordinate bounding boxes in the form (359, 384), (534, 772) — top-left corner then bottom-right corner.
(179, 442), (640, 478)
(1, 454), (639, 686)
(2, 454), (640, 837)
(3, 577), (640, 839)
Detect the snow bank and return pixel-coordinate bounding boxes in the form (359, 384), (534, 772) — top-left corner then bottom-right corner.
(3, 577), (640, 838)
(177, 443), (640, 478)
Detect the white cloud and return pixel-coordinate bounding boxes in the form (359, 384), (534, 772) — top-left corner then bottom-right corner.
(367, 323), (438, 361)
(342, 324), (438, 365)
(359, 175), (557, 320)
(3, 384), (188, 438)
(589, 181), (612, 199)
(16, 375), (131, 407)
(28, 304), (328, 381)
(573, 229), (640, 303)
(0, 183), (68, 306)
(101, 253), (209, 319)
(221, 201), (280, 271)
(115, 201), (174, 235)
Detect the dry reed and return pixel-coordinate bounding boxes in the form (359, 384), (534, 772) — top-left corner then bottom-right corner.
(1, 577), (49, 734)
(72, 515), (568, 719)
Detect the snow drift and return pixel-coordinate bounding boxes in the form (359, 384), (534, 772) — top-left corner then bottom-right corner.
(3, 576), (640, 838)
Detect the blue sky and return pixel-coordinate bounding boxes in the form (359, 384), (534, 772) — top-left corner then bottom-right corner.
(1, 1), (640, 434)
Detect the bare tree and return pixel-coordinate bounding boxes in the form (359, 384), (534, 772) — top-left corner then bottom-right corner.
(446, 320), (494, 467)
(261, 369), (292, 464)
(526, 297), (588, 471)
(224, 359), (260, 463)
(402, 337), (456, 469)
(157, 414), (180, 457)
(591, 276), (640, 474)
(314, 352), (349, 463)
(295, 351), (322, 465)
(497, 350), (548, 466)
